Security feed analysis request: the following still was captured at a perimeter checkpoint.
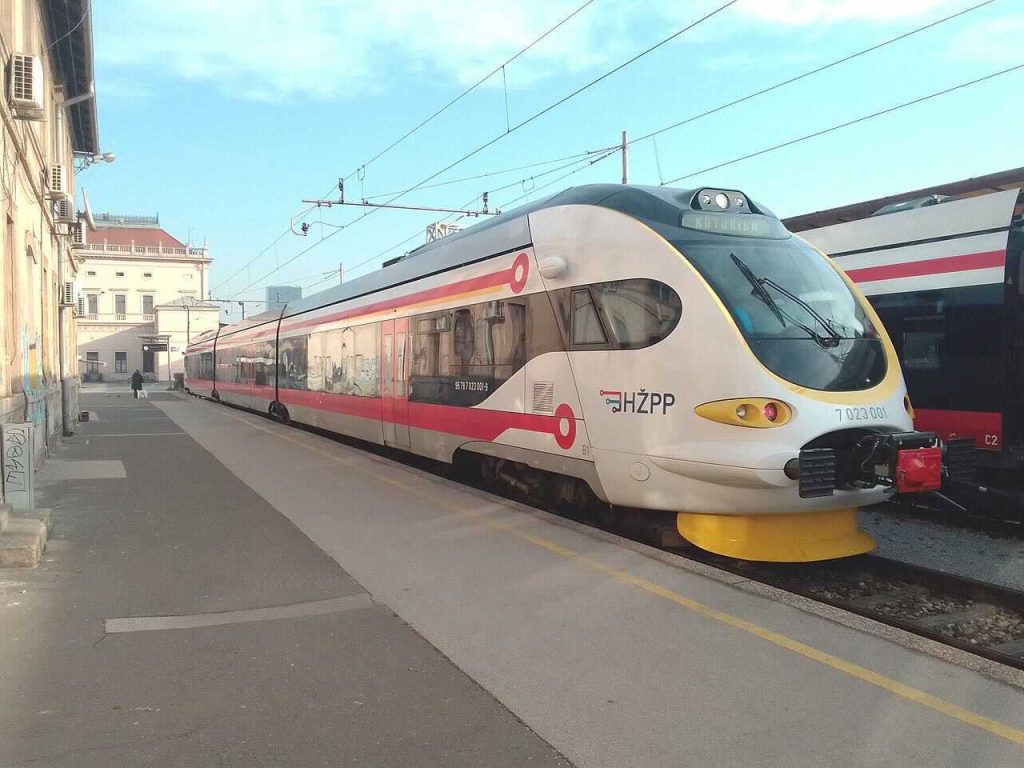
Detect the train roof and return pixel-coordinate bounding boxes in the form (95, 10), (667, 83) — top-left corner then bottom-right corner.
(213, 183), (755, 341)
(783, 167), (1024, 232)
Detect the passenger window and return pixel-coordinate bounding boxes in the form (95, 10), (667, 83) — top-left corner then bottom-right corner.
(453, 310), (475, 371)
(279, 335), (308, 390)
(571, 289), (608, 346)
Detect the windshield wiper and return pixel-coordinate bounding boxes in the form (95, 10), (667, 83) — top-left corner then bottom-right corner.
(759, 277), (841, 347)
(729, 253), (841, 348)
(729, 253), (787, 329)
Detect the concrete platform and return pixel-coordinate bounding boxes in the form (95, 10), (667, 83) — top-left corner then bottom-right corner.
(3, 392), (1024, 766)
(0, 393), (569, 768)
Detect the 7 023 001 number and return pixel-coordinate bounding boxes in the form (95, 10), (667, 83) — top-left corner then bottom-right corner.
(835, 406), (887, 422)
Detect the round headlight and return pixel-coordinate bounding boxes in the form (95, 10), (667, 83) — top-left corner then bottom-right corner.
(715, 192), (730, 209)
(701, 194), (712, 205)
(763, 402), (779, 422)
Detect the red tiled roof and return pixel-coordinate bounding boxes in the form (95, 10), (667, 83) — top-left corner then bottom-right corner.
(95, 227), (187, 249)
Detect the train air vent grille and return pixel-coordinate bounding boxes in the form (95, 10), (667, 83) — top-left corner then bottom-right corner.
(532, 382), (554, 414)
(798, 448), (836, 498)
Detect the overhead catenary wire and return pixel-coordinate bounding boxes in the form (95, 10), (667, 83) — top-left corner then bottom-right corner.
(212, 0), (986, 299)
(631, 0), (998, 147)
(213, 1), (599, 297)
(359, 147), (617, 200)
(312, 150), (620, 291)
(333, 0), (598, 187)
(225, 0), (738, 300)
(661, 62), (1024, 186)
(495, 148), (619, 210)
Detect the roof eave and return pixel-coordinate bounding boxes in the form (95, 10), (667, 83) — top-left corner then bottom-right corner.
(44, 0), (99, 155)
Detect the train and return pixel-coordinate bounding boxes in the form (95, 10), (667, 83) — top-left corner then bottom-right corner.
(791, 172), (1023, 519)
(185, 184), (943, 562)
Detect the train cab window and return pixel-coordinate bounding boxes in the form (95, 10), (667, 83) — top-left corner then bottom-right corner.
(552, 280), (681, 350)
(570, 289), (607, 346)
(591, 279), (682, 348)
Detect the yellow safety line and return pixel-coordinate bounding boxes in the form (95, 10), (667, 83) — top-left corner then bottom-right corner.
(194, 401), (1024, 748)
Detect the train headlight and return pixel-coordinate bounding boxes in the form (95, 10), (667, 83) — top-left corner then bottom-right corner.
(715, 192), (730, 209)
(696, 398), (793, 428)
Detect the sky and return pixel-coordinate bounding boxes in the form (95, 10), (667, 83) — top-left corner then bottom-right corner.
(84, 0), (1023, 319)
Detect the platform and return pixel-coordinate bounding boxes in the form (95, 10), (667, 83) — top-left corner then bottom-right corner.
(2, 389), (1024, 767)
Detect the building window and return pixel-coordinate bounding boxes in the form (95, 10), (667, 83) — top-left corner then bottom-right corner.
(114, 293), (126, 320)
(142, 348), (155, 374)
(115, 271), (125, 277)
(87, 294), (98, 316)
(143, 272), (152, 278)
(87, 270), (96, 276)
(115, 352), (127, 373)
(142, 294), (154, 318)
(183, 273), (193, 280)
(86, 351), (99, 373)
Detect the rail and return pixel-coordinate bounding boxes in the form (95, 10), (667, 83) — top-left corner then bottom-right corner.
(688, 551), (1024, 671)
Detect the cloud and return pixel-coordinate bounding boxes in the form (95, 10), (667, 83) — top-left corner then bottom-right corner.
(96, 0), (627, 102)
(96, 0), (967, 102)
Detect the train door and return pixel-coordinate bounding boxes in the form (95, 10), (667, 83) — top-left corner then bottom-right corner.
(381, 319), (411, 448)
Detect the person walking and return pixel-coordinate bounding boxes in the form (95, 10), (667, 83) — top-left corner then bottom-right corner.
(130, 369), (144, 399)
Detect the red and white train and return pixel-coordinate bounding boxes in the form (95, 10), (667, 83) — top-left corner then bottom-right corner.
(186, 184), (942, 562)
(792, 172), (1023, 514)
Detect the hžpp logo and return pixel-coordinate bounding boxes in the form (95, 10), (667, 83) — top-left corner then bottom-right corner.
(600, 389), (676, 415)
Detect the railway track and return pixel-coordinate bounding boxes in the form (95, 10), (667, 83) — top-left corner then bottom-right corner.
(679, 550), (1024, 672)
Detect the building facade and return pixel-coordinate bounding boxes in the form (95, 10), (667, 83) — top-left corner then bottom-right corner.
(76, 214), (219, 383)
(1, 0), (99, 460)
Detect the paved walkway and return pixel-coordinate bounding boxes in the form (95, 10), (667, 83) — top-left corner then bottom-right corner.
(3, 390), (1024, 766)
(0, 391), (568, 767)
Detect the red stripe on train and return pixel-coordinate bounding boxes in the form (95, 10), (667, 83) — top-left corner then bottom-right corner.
(192, 376), (575, 447)
(844, 249), (1005, 283)
(278, 252), (530, 335)
(914, 409), (1003, 451)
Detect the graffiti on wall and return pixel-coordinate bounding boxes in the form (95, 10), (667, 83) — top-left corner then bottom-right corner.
(19, 327), (46, 460)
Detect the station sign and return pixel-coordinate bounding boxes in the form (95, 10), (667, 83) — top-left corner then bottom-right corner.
(143, 343), (168, 352)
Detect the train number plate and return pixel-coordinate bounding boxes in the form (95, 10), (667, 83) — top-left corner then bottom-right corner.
(835, 406), (887, 422)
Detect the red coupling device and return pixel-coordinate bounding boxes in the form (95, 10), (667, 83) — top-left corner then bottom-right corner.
(895, 447), (942, 493)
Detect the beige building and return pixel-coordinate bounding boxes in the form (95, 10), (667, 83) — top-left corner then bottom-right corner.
(76, 214), (219, 383)
(1, 0), (99, 459)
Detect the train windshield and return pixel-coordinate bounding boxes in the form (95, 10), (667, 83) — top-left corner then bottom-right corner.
(674, 234), (887, 391)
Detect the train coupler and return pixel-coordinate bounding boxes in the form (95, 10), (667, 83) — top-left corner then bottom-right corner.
(853, 431), (941, 493)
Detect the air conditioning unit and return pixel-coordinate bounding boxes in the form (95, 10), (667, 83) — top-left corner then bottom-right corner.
(61, 280), (80, 307)
(46, 164), (66, 198)
(69, 220), (86, 248)
(8, 54), (44, 119)
(54, 197), (75, 223)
